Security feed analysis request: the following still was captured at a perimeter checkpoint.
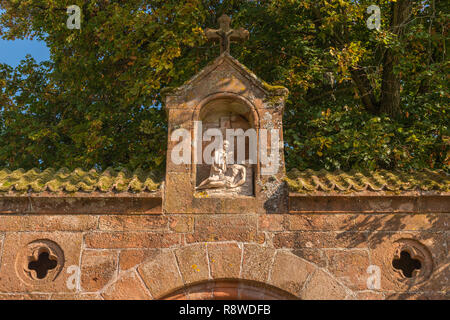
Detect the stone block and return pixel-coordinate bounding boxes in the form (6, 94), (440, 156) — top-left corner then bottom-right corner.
(0, 232), (82, 293)
(286, 214), (355, 231)
(84, 232), (181, 249)
(369, 231), (448, 293)
(354, 214), (446, 231)
(119, 249), (160, 271)
(0, 215), (98, 232)
(81, 250), (118, 292)
(102, 271), (152, 300)
(186, 215), (264, 244)
(258, 214), (284, 232)
(273, 231), (368, 249)
(207, 243), (242, 279)
(241, 244), (275, 282)
(169, 216), (194, 233)
(325, 250), (370, 290)
(138, 250), (183, 299)
(292, 249), (327, 268)
(164, 173), (193, 213)
(51, 293), (102, 300)
(300, 269), (348, 300)
(174, 244), (209, 285)
(99, 215), (168, 231)
(269, 251), (315, 297)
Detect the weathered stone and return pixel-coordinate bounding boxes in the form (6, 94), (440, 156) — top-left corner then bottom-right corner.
(51, 293), (103, 300)
(205, 15), (249, 54)
(119, 249), (160, 271)
(354, 214), (446, 231)
(288, 194), (450, 214)
(138, 250), (184, 299)
(286, 214), (355, 231)
(84, 232), (181, 249)
(0, 215), (98, 232)
(369, 231), (448, 293)
(174, 244), (209, 285)
(273, 231), (368, 249)
(241, 244), (275, 282)
(164, 173), (193, 214)
(99, 215), (167, 231)
(356, 291), (384, 300)
(292, 249), (327, 268)
(169, 216), (194, 233)
(81, 250), (118, 292)
(186, 215), (264, 244)
(269, 251), (315, 297)
(0, 293), (50, 300)
(207, 243), (242, 279)
(0, 233), (4, 271)
(386, 292), (449, 300)
(163, 50), (288, 215)
(25, 196), (162, 214)
(301, 269), (348, 300)
(258, 214), (284, 232)
(0, 232), (82, 293)
(325, 250), (370, 290)
(102, 271), (152, 300)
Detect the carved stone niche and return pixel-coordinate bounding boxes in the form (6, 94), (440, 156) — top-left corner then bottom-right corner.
(195, 97), (256, 197)
(163, 52), (289, 214)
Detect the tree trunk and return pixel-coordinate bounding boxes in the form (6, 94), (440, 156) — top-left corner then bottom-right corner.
(350, 67), (378, 114)
(380, 0), (412, 117)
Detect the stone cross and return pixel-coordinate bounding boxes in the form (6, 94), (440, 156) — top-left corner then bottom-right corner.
(205, 14), (249, 54)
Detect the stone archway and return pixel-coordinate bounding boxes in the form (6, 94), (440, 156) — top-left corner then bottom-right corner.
(101, 243), (353, 300)
(162, 279), (298, 300)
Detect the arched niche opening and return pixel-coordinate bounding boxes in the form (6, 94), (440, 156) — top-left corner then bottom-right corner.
(162, 280), (297, 300)
(194, 97), (258, 197)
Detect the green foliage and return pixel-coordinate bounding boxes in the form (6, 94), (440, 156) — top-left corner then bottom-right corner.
(0, 0), (448, 173)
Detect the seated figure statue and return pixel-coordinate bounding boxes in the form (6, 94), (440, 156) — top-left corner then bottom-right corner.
(196, 140), (246, 190)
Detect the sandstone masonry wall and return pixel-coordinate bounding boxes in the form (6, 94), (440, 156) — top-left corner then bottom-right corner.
(0, 193), (447, 300)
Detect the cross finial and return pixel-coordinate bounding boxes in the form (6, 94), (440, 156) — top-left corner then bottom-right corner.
(205, 14), (249, 55)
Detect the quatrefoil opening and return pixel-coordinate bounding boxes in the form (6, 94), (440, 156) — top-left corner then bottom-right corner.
(392, 249), (422, 278)
(27, 248), (58, 280)
(390, 239), (433, 283)
(16, 239), (65, 285)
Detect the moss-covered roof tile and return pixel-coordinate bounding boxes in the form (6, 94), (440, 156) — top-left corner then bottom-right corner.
(285, 169), (449, 193)
(0, 167), (448, 194)
(0, 168), (161, 193)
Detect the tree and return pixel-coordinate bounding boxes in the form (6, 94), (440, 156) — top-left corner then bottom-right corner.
(0, 0), (448, 173)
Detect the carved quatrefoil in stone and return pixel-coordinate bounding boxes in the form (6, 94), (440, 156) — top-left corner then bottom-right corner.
(16, 239), (65, 285)
(390, 239), (433, 284)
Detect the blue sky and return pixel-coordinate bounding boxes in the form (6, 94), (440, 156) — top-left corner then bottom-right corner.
(0, 38), (50, 67)
(0, 7), (50, 67)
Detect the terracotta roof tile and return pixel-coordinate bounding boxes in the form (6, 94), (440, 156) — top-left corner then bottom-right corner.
(285, 169), (449, 193)
(0, 168), (161, 193)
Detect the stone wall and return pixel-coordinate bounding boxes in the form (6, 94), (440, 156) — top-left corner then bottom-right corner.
(0, 192), (447, 300)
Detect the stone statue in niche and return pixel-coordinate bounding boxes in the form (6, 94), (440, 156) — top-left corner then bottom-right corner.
(196, 140), (247, 190)
(195, 98), (255, 197)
